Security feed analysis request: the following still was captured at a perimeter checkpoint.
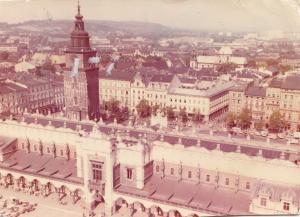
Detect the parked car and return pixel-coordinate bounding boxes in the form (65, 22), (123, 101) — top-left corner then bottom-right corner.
(293, 132), (300, 139)
(277, 133), (285, 139)
(289, 138), (299, 144)
(255, 131), (261, 136)
(232, 127), (242, 134)
(261, 130), (268, 137)
(268, 133), (277, 139)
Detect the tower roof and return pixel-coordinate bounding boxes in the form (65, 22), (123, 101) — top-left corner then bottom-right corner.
(68, 0), (91, 51)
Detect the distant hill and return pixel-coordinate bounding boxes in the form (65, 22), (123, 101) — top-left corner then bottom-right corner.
(11, 20), (185, 37)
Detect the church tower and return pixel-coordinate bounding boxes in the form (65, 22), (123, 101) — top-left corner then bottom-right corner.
(64, 1), (100, 121)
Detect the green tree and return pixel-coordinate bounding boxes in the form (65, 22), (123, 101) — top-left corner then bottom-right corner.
(136, 99), (151, 118)
(268, 111), (285, 133)
(226, 112), (237, 129)
(238, 108), (252, 130)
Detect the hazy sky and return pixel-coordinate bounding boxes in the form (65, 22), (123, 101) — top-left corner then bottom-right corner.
(1, 0), (300, 31)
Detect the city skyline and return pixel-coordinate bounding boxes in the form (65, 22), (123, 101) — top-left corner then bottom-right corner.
(1, 0), (300, 32)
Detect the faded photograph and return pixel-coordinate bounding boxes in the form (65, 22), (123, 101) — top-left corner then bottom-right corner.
(0, 0), (300, 216)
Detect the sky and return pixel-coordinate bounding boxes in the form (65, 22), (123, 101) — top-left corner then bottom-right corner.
(0, 0), (300, 32)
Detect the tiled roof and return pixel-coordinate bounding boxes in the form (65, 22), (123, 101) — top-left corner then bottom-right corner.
(116, 175), (252, 215)
(245, 86), (266, 97)
(269, 75), (300, 91)
(99, 68), (136, 82)
(150, 74), (174, 83)
(281, 75), (300, 91)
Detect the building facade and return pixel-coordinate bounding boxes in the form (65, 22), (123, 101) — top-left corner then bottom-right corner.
(0, 115), (299, 216)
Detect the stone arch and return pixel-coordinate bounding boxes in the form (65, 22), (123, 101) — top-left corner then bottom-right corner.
(56, 184), (70, 201)
(30, 179), (40, 193)
(42, 182), (55, 197)
(168, 210), (182, 217)
(132, 201), (146, 212)
(72, 188), (84, 204)
(5, 173), (14, 186)
(115, 197), (129, 212)
(17, 176), (26, 189)
(150, 205), (164, 216)
(188, 214), (199, 217)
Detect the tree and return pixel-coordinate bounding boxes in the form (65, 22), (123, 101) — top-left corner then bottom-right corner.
(254, 120), (264, 131)
(192, 112), (203, 124)
(216, 63), (237, 73)
(104, 99), (120, 114)
(279, 64), (291, 73)
(179, 108), (188, 123)
(226, 112), (237, 129)
(116, 107), (129, 123)
(246, 59), (257, 68)
(0, 51), (9, 61)
(151, 104), (160, 116)
(238, 108), (252, 130)
(268, 111), (285, 133)
(166, 107), (175, 121)
(136, 99), (151, 118)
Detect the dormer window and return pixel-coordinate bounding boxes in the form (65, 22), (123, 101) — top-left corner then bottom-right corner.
(260, 198), (267, 207)
(283, 202), (290, 211)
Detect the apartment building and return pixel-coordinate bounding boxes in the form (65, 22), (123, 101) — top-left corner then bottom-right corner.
(228, 74), (300, 131)
(99, 69), (135, 108)
(0, 76), (64, 115)
(100, 68), (234, 120)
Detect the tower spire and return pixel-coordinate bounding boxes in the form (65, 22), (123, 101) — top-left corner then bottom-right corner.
(77, 0), (80, 16)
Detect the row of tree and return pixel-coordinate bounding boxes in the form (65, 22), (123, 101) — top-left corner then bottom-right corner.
(101, 99), (129, 123)
(226, 109), (286, 133)
(136, 99), (204, 123)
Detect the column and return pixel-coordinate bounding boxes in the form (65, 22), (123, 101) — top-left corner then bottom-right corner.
(136, 143), (145, 189)
(104, 148), (115, 217)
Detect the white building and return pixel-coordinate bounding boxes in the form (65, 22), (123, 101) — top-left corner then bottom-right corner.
(190, 46), (247, 70)
(0, 116), (299, 216)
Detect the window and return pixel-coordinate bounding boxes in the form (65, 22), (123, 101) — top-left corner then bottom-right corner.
(92, 162), (102, 181)
(246, 182), (250, 190)
(127, 168), (133, 180)
(188, 171), (192, 179)
(156, 165), (160, 172)
(260, 198), (267, 207)
(283, 202), (290, 211)
(171, 168), (174, 175)
(74, 151), (77, 158)
(206, 174), (210, 182)
(225, 178), (230, 185)
(60, 150), (63, 156)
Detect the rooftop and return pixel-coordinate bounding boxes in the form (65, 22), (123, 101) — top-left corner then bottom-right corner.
(0, 149), (82, 184)
(115, 175), (252, 215)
